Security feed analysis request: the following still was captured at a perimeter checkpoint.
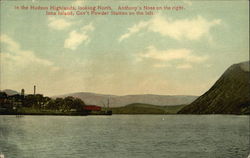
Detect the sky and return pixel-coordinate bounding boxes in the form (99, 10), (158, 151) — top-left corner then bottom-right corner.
(0, 0), (249, 96)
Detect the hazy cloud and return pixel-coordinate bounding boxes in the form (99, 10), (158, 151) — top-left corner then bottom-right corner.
(0, 34), (58, 70)
(153, 63), (172, 68)
(119, 21), (148, 42)
(64, 23), (94, 50)
(137, 45), (208, 69)
(81, 23), (95, 32)
(183, 0), (192, 6)
(72, 0), (84, 6)
(64, 30), (88, 50)
(119, 15), (221, 41)
(48, 17), (72, 30)
(176, 63), (193, 69)
(139, 45), (207, 63)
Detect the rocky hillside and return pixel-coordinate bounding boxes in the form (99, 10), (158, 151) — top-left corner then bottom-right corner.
(178, 61), (250, 114)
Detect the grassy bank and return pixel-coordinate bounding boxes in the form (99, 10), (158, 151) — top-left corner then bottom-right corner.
(111, 103), (186, 114)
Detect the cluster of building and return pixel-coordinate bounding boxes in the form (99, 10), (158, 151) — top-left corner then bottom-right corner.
(0, 88), (25, 106)
(0, 86), (112, 115)
(0, 86), (39, 111)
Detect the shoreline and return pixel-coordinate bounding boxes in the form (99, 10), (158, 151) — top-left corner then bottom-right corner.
(0, 112), (113, 116)
(0, 113), (248, 116)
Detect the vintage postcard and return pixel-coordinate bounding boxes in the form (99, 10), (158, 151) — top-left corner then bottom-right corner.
(0, 0), (249, 157)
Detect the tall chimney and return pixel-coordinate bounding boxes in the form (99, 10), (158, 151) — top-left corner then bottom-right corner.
(21, 89), (25, 96)
(34, 85), (36, 95)
(21, 89), (25, 99)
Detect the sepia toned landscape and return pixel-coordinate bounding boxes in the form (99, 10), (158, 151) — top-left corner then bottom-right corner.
(0, 0), (249, 158)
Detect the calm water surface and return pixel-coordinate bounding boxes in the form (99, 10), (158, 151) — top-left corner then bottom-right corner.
(0, 115), (249, 158)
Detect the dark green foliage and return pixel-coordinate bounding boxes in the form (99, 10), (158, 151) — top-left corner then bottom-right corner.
(23, 94), (47, 109)
(46, 97), (85, 112)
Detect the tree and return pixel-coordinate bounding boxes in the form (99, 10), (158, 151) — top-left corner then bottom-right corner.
(72, 98), (85, 112)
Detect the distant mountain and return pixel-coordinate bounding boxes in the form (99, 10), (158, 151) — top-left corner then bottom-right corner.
(1, 89), (19, 96)
(178, 61), (250, 114)
(54, 92), (197, 107)
(111, 103), (186, 114)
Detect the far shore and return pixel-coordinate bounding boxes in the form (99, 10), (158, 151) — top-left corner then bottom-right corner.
(0, 112), (248, 116)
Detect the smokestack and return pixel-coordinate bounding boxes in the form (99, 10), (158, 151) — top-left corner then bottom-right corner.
(21, 89), (25, 96)
(34, 85), (36, 95)
(21, 89), (25, 99)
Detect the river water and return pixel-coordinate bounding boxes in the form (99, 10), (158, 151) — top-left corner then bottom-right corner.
(0, 115), (249, 158)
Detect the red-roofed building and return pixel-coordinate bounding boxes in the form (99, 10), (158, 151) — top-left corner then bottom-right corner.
(83, 105), (101, 111)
